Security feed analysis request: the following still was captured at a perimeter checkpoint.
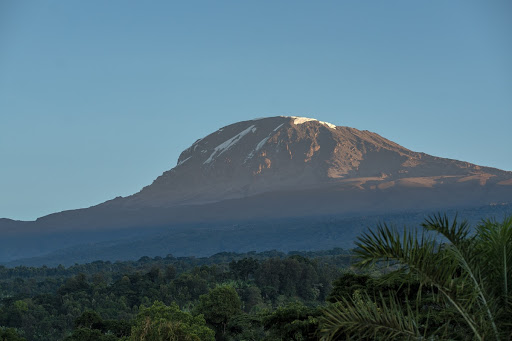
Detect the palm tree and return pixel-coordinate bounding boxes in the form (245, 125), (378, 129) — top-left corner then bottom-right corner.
(319, 214), (512, 341)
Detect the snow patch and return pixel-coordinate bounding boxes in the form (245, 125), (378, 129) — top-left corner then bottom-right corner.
(256, 137), (270, 151)
(292, 117), (317, 125)
(273, 123), (284, 131)
(177, 156), (192, 166)
(185, 138), (203, 152)
(290, 116), (336, 129)
(204, 125), (256, 164)
(321, 121), (337, 129)
(245, 151), (255, 161)
(246, 129), (275, 161)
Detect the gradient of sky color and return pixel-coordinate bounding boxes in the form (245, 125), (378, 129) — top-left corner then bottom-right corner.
(1, 1), (511, 221)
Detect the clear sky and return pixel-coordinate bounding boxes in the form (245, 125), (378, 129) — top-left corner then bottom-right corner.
(1, 0), (511, 221)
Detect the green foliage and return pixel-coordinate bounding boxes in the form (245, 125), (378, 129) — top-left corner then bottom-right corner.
(263, 302), (321, 341)
(3, 214), (512, 340)
(225, 314), (265, 341)
(129, 301), (214, 341)
(255, 257), (332, 302)
(240, 286), (265, 313)
(229, 258), (259, 281)
(326, 272), (371, 303)
(0, 327), (26, 341)
(58, 274), (90, 296)
(320, 214), (512, 341)
(65, 310), (131, 340)
(74, 311), (103, 330)
(64, 328), (116, 341)
(196, 286), (241, 337)
(321, 291), (426, 340)
(0, 248), (345, 340)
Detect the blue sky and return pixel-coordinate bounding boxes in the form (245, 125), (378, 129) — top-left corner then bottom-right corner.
(1, 0), (511, 220)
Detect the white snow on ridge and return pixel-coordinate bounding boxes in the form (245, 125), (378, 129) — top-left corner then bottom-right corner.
(320, 121), (337, 129)
(204, 125), (256, 164)
(247, 126), (279, 160)
(256, 136), (270, 151)
(290, 116), (336, 129)
(292, 117), (317, 125)
(177, 156), (192, 166)
(184, 138), (203, 152)
(273, 123), (284, 131)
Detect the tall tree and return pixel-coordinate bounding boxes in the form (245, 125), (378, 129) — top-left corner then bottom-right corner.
(130, 301), (214, 341)
(195, 286), (241, 337)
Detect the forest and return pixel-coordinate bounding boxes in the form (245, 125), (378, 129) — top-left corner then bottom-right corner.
(0, 215), (510, 340)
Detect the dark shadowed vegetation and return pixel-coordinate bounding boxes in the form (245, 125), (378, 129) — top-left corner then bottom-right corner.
(1, 215), (511, 340)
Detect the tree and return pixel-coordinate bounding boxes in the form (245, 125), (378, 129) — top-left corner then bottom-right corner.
(263, 302), (320, 341)
(130, 301), (214, 341)
(74, 311), (104, 330)
(0, 327), (26, 341)
(66, 311), (130, 340)
(229, 258), (259, 281)
(320, 215), (512, 341)
(58, 273), (90, 296)
(240, 286), (263, 313)
(195, 286), (241, 337)
(226, 314), (265, 341)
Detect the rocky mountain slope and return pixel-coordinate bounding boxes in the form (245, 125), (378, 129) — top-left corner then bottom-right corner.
(111, 116), (511, 208)
(1, 116), (511, 264)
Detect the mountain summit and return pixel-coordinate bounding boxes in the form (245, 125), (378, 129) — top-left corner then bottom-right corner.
(120, 116), (511, 208)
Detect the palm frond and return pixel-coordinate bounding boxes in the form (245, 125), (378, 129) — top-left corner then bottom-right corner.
(421, 213), (472, 247)
(323, 215), (512, 341)
(353, 219), (486, 340)
(319, 292), (425, 341)
(475, 217), (512, 300)
(354, 223), (458, 291)
(474, 216), (512, 339)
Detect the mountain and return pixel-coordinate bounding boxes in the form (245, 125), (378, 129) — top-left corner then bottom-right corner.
(118, 116), (512, 207)
(2, 116), (511, 265)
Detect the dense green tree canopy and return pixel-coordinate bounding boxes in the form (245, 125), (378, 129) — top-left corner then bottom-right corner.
(0, 327), (26, 341)
(130, 301), (214, 341)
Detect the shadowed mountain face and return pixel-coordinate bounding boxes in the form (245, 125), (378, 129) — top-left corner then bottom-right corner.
(1, 116), (511, 264)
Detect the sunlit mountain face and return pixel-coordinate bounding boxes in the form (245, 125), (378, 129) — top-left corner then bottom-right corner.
(1, 116), (511, 265)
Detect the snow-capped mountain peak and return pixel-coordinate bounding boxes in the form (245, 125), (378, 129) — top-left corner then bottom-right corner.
(123, 116), (511, 207)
